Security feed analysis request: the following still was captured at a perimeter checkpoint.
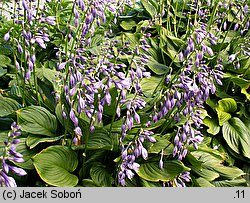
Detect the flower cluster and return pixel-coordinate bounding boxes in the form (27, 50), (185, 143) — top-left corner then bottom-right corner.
(0, 122), (26, 187)
(118, 129), (156, 186)
(4, 0), (54, 81)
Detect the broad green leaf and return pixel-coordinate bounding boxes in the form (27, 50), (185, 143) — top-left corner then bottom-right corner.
(137, 160), (190, 182)
(140, 179), (162, 187)
(217, 111), (231, 126)
(0, 131), (8, 155)
(241, 87), (250, 100)
(13, 138), (36, 170)
(242, 164), (250, 185)
(222, 117), (250, 159)
(186, 152), (202, 170)
(192, 150), (245, 180)
(120, 20), (137, 30)
(141, 0), (157, 18)
(147, 59), (169, 75)
(0, 67), (7, 77)
(191, 167), (220, 182)
(86, 127), (112, 150)
(33, 145), (78, 186)
(230, 77), (250, 88)
(216, 98), (237, 126)
(17, 106), (58, 137)
(90, 163), (113, 187)
(0, 96), (21, 117)
(36, 67), (58, 86)
(195, 177), (215, 187)
(189, 144), (226, 161)
(203, 117), (220, 135)
(212, 178), (247, 187)
(82, 179), (100, 187)
(206, 165), (245, 180)
(217, 98), (237, 113)
(26, 134), (64, 149)
(0, 54), (11, 68)
(141, 76), (162, 97)
(148, 137), (174, 155)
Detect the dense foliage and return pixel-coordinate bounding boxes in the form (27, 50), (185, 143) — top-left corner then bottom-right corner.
(0, 0), (249, 187)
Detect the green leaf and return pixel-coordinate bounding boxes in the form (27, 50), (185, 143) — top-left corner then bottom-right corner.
(86, 127), (112, 150)
(13, 138), (36, 170)
(206, 165), (245, 180)
(148, 137), (174, 155)
(137, 160), (190, 182)
(0, 54), (11, 68)
(17, 106), (58, 137)
(0, 67), (7, 77)
(120, 20), (137, 30)
(82, 179), (100, 187)
(192, 150), (245, 180)
(0, 96), (21, 117)
(217, 111), (231, 126)
(222, 117), (250, 159)
(216, 98), (237, 126)
(212, 178), (247, 187)
(141, 0), (157, 18)
(195, 177), (215, 187)
(217, 98), (237, 113)
(90, 163), (113, 187)
(191, 167), (220, 182)
(147, 59), (169, 75)
(36, 67), (58, 86)
(203, 117), (220, 135)
(140, 76), (162, 97)
(230, 77), (250, 88)
(33, 145), (78, 186)
(26, 134), (64, 149)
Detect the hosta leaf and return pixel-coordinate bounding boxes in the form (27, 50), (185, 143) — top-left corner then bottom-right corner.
(216, 98), (237, 126)
(192, 150), (245, 180)
(195, 177), (215, 187)
(148, 137), (174, 155)
(203, 117), (220, 135)
(85, 127), (112, 150)
(212, 178), (247, 187)
(17, 106), (58, 137)
(82, 179), (99, 187)
(217, 98), (237, 113)
(222, 117), (250, 159)
(141, 0), (157, 18)
(191, 167), (220, 182)
(33, 145), (78, 187)
(147, 58), (169, 75)
(90, 163), (113, 187)
(26, 134), (64, 149)
(217, 111), (231, 126)
(137, 160), (190, 182)
(0, 96), (21, 117)
(141, 76), (162, 97)
(13, 138), (36, 170)
(0, 67), (7, 77)
(120, 20), (137, 30)
(0, 54), (11, 68)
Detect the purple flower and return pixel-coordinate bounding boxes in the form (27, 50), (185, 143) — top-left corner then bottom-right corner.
(4, 32), (10, 42)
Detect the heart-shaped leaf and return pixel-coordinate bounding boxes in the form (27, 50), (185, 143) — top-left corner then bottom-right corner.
(17, 106), (58, 136)
(33, 145), (78, 186)
(90, 163), (113, 186)
(0, 96), (21, 117)
(222, 117), (250, 159)
(137, 160), (190, 182)
(26, 134), (64, 149)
